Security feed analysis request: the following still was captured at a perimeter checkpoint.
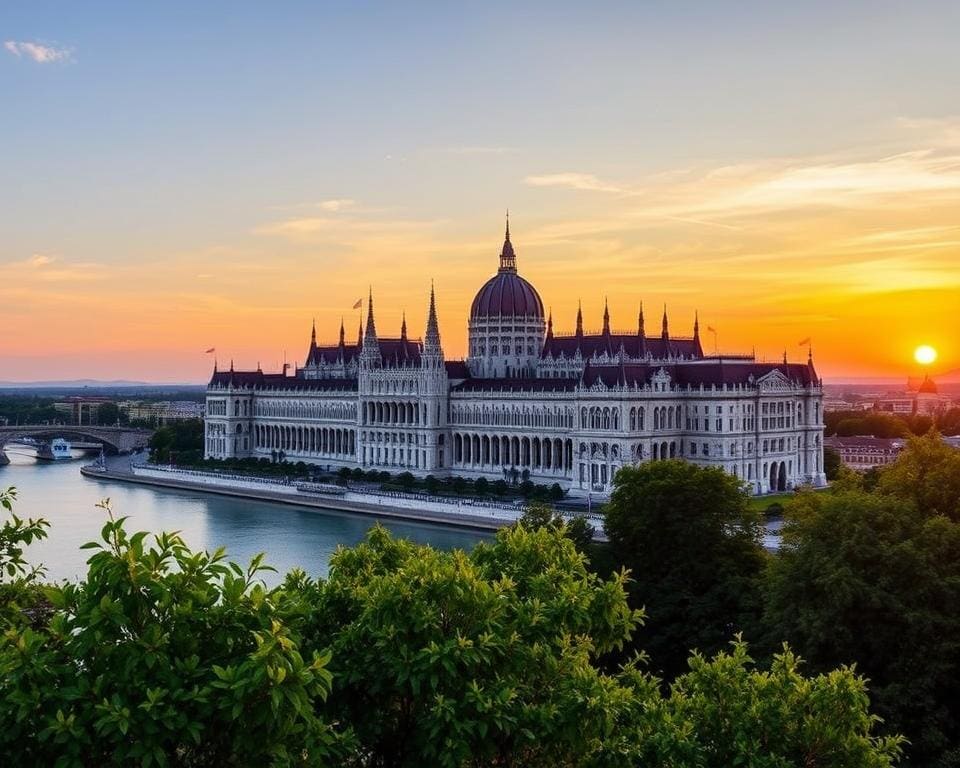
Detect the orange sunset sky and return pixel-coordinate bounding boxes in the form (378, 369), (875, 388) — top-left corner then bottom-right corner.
(2, 2), (958, 383)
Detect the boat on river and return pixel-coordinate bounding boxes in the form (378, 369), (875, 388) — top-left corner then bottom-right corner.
(36, 438), (73, 461)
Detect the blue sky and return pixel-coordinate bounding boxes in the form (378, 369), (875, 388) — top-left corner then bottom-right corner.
(2, 1), (959, 380)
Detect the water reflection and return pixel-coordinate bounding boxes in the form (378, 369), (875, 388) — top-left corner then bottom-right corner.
(1, 452), (488, 585)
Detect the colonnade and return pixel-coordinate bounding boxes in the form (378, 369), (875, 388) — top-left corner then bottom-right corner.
(254, 423), (355, 458)
(451, 432), (573, 475)
(363, 400), (422, 426)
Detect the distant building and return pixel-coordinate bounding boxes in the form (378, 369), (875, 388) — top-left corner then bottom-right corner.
(53, 396), (113, 425)
(120, 400), (205, 424)
(874, 375), (951, 416)
(824, 435), (906, 470)
(204, 218), (827, 497)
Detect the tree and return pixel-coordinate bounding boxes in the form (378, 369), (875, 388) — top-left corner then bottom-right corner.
(0, 502), (342, 765)
(96, 402), (121, 426)
(765, 458), (960, 765)
(517, 503), (594, 553)
(292, 524), (642, 768)
(824, 445), (843, 481)
(397, 471), (416, 491)
(0, 487), (51, 628)
(603, 460), (766, 677)
(613, 639), (902, 767)
(876, 431), (960, 519)
(473, 477), (489, 496)
(549, 483), (565, 502)
(423, 475), (439, 494)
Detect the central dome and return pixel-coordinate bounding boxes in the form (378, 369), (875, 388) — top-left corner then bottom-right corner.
(470, 220), (544, 320)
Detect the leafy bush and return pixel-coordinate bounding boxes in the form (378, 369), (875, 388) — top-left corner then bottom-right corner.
(0, 500), (341, 766)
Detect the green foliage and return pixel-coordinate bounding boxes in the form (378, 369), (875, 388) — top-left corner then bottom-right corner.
(396, 472), (416, 491)
(0, 500), (341, 766)
(148, 419), (204, 464)
(0, 488), (49, 582)
(765, 438), (960, 766)
(472, 476), (489, 495)
(0, 395), (60, 426)
(97, 402), (122, 426)
(0, 487), (907, 767)
(876, 431), (960, 519)
(0, 487), (52, 628)
(824, 444), (843, 480)
(824, 408), (960, 440)
(294, 524), (641, 767)
(603, 460), (767, 677)
(613, 639), (902, 767)
(517, 502), (595, 553)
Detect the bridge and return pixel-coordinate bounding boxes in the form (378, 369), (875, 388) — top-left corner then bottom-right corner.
(0, 425), (153, 465)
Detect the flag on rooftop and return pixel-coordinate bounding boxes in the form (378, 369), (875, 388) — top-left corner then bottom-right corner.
(798, 337), (811, 346)
(353, 298), (363, 309)
(204, 347), (216, 353)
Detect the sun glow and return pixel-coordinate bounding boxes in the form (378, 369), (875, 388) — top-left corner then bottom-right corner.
(914, 345), (938, 365)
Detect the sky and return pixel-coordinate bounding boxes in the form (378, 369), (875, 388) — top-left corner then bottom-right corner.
(2, 0), (959, 382)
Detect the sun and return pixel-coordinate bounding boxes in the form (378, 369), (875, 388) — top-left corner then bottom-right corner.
(914, 345), (937, 366)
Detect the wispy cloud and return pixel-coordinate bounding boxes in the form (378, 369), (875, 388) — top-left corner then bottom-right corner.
(4, 40), (72, 63)
(317, 198), (355, 212)
(525, 172), (625, 193)
(431, 146), (517, 156)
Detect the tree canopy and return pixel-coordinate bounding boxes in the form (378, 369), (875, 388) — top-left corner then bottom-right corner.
(766, 433), (960, 766)
(603, 460), (767, 677)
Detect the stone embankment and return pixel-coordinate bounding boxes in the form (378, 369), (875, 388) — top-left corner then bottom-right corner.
(81, 461), (606, 538)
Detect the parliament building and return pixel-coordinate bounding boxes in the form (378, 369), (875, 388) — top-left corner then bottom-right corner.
(205, 219), (826, 496)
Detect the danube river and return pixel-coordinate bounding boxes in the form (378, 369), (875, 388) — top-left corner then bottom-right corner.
(1, 449), (488, 585)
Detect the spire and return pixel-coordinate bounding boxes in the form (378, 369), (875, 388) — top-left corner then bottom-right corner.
(357, 320), (363, 349)
(693, 311), (700, 342)
(339, 318), (346, 347)
(576, 300), (583, 338)
(546, 308), (554, 340)
(661, 304), (670, 342)
(306, 318), (319, 367)
(638, 301), (647, 358)
(783, 349), (788, 365)
(400, 311), (407, 342)
(362, 287), (379, 356)
(602, 297), (611, 335)
(424, 281), (443, 360)
(498, 211), (517, 273)
(229, 358), (234, 372)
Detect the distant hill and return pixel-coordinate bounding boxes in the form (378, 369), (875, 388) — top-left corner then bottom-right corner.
(0, 379), (199, 388)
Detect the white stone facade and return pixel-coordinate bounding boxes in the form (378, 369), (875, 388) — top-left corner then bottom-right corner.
(205, 224), (826, 497)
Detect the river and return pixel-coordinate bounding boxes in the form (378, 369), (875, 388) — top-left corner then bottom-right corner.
(1, 448), (488, 585)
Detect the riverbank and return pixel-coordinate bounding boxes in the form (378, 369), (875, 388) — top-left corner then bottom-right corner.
(80, 459), (578, 535)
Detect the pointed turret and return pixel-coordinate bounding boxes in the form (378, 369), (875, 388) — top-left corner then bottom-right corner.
(400, 311), (408, 343)
(575, 300), (584, 338)
(423, 281), (443, 366)
(661, 305), (670, 342)
(546, 308), (554, 341)
(306, 319), (318, 366)
(361, 287), (380, 361)
(602, 298), (611, 336)
(357, 321), (363, 349)
(637, 302), (647, 358)
(339, 318), (345, 347)
(692, 310), (703, 357)
(499, 210), (517, 273)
